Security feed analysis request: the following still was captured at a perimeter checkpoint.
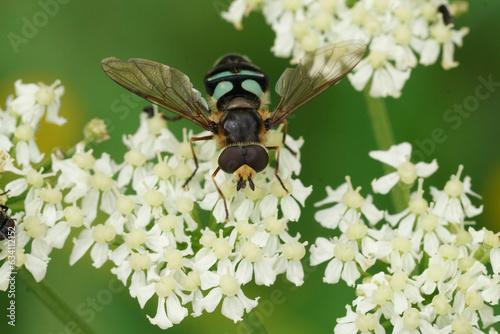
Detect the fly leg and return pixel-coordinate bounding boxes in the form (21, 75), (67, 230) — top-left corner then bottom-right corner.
(212, 167), (230, 222)
(266, 146), (289, 194)
(281, 120), (297, 157)
(182, 135), (214, 189)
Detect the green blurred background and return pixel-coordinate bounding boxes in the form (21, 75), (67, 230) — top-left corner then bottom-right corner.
(1, 0), (499, 333)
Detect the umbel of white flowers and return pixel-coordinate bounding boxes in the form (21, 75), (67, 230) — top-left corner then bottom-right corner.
(221, 0), (469, 98)
(0, 80), (311, 329)
(312, 142), (500, 334)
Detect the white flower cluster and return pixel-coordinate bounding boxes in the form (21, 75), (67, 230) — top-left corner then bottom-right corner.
(0, 80), (312, 329)
(221, 0), (469, 98)
(312, 142), (500, 333)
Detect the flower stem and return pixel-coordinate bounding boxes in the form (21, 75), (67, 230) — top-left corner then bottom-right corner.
(363, 88), (407, 212)
(242, 309), (269, 334)
(18, 268), (96, 334)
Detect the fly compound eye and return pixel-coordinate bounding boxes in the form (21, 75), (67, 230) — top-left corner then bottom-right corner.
(243, 145), (269, 173)
(219, 147), (245, 173)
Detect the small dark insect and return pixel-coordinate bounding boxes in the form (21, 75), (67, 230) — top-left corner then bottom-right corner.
(0, 191), (15, 241)
(438, 4), (454, 25)
(102, 40), (367, 221)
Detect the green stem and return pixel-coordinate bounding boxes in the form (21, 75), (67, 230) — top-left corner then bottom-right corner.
(242, 308), (269, 334)
(18, 268), (96, 334)
(363, 88), (408, 212)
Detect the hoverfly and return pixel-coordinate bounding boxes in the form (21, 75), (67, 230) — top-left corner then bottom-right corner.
(102, 40), (367, 221)
(0, 191), (14, 241)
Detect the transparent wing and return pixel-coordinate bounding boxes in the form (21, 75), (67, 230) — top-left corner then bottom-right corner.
(266, 40), (367, 129)
(101, 57), (216, 132)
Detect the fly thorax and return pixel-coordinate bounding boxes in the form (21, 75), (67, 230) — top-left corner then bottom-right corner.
(222, 110), (262, 144)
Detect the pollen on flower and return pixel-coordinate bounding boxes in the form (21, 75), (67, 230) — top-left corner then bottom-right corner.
(124, 148), (147, 167)
(390, 270), (407, 291)
(241, 241), (263, 262)
(84, 118), (110, 143)
(419, 212), (438, 232)
(263, 215), (285, 235)
(354, 312), (378, 332)
(155, 275), (177, 298)
(395, 5), (413, 22)
(212, 233), (232, 259)
(409, 179), (428, 214)
(147, 110), (167, 135)
(236, 220), (256, 238)
(165, 248), (184, 270)
(312, 12), (333, 31)
(457, 256), (475, 272)
(38, 186), (63, 204)
(351, 4), (368, 26)
(270, 178), (292, 197)
(465, 290), (484, 310)
(24, 215), (46, 238)
(373, 0), (389, 13)
(116, 195), (135, 215)
(26, 169), (44, 188)
(158, 214), (178, 232)
(372, 284), (393, 305)
(90, 172), (114, 192)
(402, 307), (421, 330)
(244, 182), (266, 200)
(342, 176), (365, 209)
(63, 205), (84, 228)
(282, 241), (306, 261)
(182, 270), (201, 292)
(391, 236), (411, 253)
(153, 154), (173, 179)
(483, 229), (500, 248)
(291, 20), (309, 39)
(220, 179), (237, 199)
(431, 18), (452, 44)
(334, 241), (356, 262)
(14, 124), (35, 141)
(176, 196), (194, 213)
(300, 32), (320, 52)
(427, 263), (443, 282)
(220, 274), (240, 297)
(11, 247), (27, 267)
(319, 0), (337, 12)
(438, 244), (459, 260)
(432, 295), (452, 315)
(368, 50), (387, 69)
(125, 229), (147, 249)
(457, 273), (474, 292)
(420, 2), (437, 22)
(451, 316), (472, 334)
(454, 228), (472, 246)
(444, 165), (464, 197)
(129, 252), (152, 271)
(0, 149), (9, 173)
(143, 188), (164, 207)
(35, 80), (60, 105)
(173, 161), (192, 180)
(364, 16), (382, 36)
(92, 224), (116, 243)
(282, 0), (303, 12)
(345, 220), (368, 241)
(394, 24), (412, 46)
(72, 149), (96, 170)
(200, 230), (217, 248)
(176, 128), (193, 158)
(397, 159), (417, 185)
